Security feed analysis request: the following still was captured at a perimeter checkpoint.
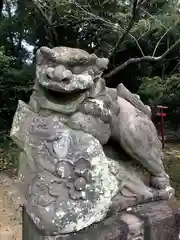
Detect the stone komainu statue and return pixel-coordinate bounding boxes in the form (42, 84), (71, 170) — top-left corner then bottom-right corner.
(10, 46), (174, 235)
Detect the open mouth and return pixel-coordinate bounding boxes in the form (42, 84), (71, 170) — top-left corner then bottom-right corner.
(39, 68), (94, 94)
(44, 87), (87, 102)
(61, 78), (71, 85)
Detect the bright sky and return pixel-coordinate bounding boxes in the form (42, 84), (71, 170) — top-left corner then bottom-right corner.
(22, 40), (34, 64)
(22, 40), (34, 53)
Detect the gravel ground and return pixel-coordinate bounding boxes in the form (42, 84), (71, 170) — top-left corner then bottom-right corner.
(0, 174), (22, 240)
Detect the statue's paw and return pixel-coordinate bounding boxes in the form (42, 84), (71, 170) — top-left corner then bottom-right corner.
(164, 186), (175, 199)
(151, 176), (175, 199)
(157, 187), (175, 200)
(150, 175), (170, 189)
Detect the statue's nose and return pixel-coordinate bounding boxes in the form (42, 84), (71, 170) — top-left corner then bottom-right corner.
(53, 65), (72, 82)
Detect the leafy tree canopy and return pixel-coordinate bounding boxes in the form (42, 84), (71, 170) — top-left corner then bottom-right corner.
(1, 0), (180, 130)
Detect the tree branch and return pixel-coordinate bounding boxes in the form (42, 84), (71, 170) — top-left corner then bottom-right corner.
(71, 0), (119, 30)
(104, 38), (180, 79)
(72, 0), (146, 59)
(32, 0), (54, 25)
(129, 34), (145, 56)
(110, 0), (149, 57)
(111, 0), (139, 57)
(160, 38), (180, 59)
(141, 7), (168, 30)
(152, 19), (180, 57)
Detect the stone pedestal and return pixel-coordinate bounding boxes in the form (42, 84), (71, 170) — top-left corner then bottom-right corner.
(22, 200), (180, 240)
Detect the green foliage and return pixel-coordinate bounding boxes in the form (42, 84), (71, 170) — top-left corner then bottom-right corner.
(0, 134), (19, 173)
(138, 76), (165, 104)
(139, 74), (180, 106)
(0, 47), (34, 131)
(138, 73), (180, 127)
(1, 0), (180, 122)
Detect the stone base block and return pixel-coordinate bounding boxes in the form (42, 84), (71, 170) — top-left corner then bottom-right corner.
(22, 200), (180, 240)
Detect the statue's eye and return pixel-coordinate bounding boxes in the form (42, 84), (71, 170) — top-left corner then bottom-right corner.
(72, 66), (83, 74)
(92, 66), (101, 74)
(88, 68), (94, 76)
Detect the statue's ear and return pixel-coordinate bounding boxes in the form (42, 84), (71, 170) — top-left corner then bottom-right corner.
(39, 46), (55, 58)
(96, 58), (109, 71)
(36, 49), (43, 65)
(36, 46), (57, 64)
(90, 53), (98, 61)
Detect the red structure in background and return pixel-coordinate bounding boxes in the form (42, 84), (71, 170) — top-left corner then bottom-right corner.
(152, 105), (168, 149)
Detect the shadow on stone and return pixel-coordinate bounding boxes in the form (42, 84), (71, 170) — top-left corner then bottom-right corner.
(22, 201), (180, 240)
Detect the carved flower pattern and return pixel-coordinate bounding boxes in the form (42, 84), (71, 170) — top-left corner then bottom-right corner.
(52, 158), (92, 200)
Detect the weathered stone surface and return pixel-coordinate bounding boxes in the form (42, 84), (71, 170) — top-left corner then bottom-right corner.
(111, 96), (171, 190)
(10, 100), (174, 235)
(10, 46), (175, 236)
(22, 201), (180, 240)
(10, 101), (120, 234)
